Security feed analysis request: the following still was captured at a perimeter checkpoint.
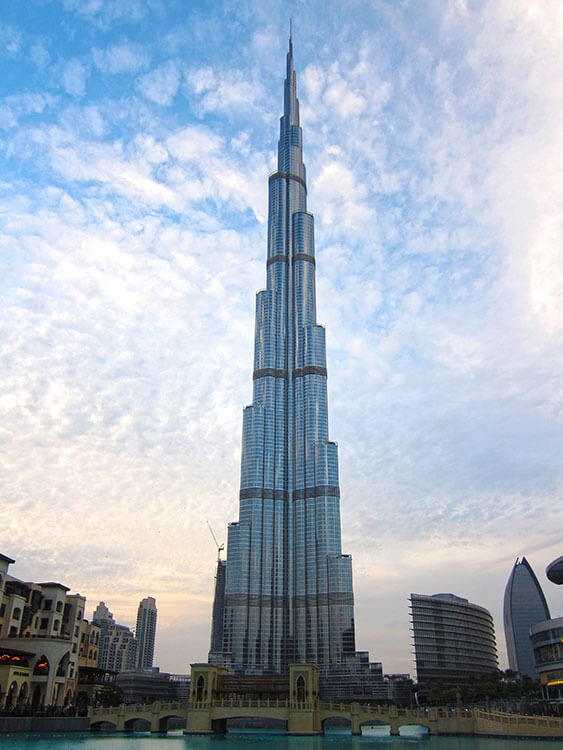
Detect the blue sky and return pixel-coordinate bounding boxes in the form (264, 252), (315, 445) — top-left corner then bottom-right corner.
(1, 0), (562, 676)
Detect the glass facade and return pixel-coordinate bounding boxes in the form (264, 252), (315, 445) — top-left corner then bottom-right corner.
(410, 593), (499, 687)
(503, 557), (550, 679)
(135, 596), (157, 670)
(209, 39), (372, 698)
(530, 616), (563, 701)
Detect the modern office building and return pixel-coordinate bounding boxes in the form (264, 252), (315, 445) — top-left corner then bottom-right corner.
(530, 555), (563, 704)
(136, 596), (157, 670)
(410, 593), (499, 687)
(530, 617), (563, 702)
(208, 37), (380, 698)
(503, 556), (551, 679)
(93, 601), (137, 673)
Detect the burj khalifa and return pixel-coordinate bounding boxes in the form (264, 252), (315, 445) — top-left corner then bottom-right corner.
(209, 35), (377, 698)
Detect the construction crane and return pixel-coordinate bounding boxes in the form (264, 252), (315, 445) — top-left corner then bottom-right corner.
(206, 521), (225, 561)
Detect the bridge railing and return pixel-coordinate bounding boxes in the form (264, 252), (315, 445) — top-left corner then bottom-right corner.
(475, 710), (563, 729)
(89, 701), (190, 717)
(204, 699), (290, 709)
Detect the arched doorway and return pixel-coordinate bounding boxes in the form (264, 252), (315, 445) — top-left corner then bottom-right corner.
(196, 675), (205, 701)
(5, 681), (17, 708)
(31, 684), (42, 707)
(56, 652), (70, 678)
(296, 675), (305, 702)
(17, 682), (28, 705)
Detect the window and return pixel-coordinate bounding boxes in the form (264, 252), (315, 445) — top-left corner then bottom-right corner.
(13, 607), (21, 620)
(56, 601), (63, 613)
(40, 618), (48, 630)
(43, 600), (52, 611)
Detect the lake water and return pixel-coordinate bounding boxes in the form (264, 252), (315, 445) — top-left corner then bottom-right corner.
(1, 731), (560, 750)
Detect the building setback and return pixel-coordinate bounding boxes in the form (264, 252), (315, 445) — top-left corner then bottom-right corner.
(136, 596), (157, 670)
(503, 557), (550, 679)
(410, 593), (498, 688)
(209, 36), (380, 698)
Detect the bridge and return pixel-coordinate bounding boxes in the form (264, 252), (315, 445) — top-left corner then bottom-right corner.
(89, 700), (563, 738)
(88, 664), (563, 738)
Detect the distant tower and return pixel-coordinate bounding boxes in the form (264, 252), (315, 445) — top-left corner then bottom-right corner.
(135, 596), (157, 669)
(410, 593), (498, 687)
(209, 559), (227, 661)
(503, 557), (550, 678)
(93, 601), (137, 672)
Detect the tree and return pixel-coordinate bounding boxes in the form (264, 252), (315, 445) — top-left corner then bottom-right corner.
(95, 685), (124, 707)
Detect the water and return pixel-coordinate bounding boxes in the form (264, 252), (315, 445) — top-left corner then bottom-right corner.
(0, 732), (560, 750)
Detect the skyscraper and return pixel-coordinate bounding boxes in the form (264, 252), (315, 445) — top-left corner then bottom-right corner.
(93, 601), (138, 673)
(504, 557), (550, 679)
(410, 593), (499, 688)
(136, 596), (157, 670)
(209, 559), (227, 661)
(209, 36), (377, 699)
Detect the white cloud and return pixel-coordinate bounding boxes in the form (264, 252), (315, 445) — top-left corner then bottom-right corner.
(0, 93), (57, 130)
(186, 66), (264, 115)
(1, 0), (562, 678)
(93, 43), (150, 74)
(137, 60), (181, 106)
(0, 23), (22, 56)
(30, 41), (50, 69)
(63, 58), (88, 98)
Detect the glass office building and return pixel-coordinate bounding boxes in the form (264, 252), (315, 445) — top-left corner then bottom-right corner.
(503, 557), (550, 679)
(209, 38), (376, 698)
(410, 593), (498, 687)
(135, 596), (157, 670)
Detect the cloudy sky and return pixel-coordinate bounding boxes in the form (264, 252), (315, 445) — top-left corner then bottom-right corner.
(1, 0), (562, 677)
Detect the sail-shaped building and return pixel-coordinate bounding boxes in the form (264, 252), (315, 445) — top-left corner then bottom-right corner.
(504, 557), (551, 679)
(209, 36), (378, 698)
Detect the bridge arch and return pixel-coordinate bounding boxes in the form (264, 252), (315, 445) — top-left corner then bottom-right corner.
(358, 719), (391, 736)
(90, 720), (117, 731)
(157, 713), (186, 733)
(398, 723), (430, 736)
(123, 717), (151, 732)
(322, 715), (352, 734)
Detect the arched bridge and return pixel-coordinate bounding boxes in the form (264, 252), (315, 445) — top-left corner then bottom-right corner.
(88, 700), (563, 738)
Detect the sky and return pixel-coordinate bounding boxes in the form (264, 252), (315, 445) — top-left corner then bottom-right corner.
(1, 0), (562, 678)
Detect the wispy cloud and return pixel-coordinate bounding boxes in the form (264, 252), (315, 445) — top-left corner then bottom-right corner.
(63, 58), (89, 97)
(0, 0), (562, 677)
(137, 60), (181, 106)
(93, 43), (150, 74)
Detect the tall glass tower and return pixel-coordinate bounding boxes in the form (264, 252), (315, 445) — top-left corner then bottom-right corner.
(209, 37), (375, 698)
(504, 557), (550, 679)
(136, 596), (157, 670)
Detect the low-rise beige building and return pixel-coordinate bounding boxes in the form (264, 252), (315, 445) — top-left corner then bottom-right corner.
(0, 553), (93, 710)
